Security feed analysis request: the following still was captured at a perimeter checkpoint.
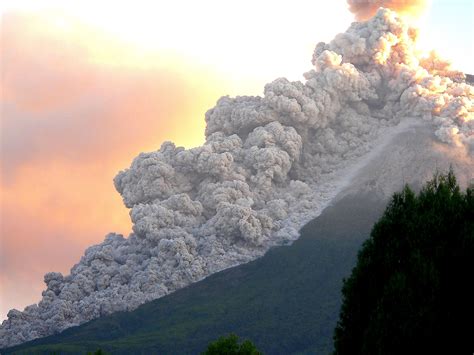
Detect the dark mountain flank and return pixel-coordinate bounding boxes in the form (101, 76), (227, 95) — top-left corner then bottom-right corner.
(2, 193), (387, 355)
(465, 73), (474, 84)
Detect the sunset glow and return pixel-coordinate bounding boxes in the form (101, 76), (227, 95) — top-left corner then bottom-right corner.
(1, 9), (229, 319)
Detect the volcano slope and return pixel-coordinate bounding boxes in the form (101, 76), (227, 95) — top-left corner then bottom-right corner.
(3, 123), (472, 355)
(2, 193), (387, 355)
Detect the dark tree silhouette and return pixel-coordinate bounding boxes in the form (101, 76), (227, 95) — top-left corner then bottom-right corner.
(333, 171), (474, 355)
(202, 334), (261, 355)
(86, 349), (105, 355)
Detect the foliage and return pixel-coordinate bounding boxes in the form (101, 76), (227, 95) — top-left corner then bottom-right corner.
(333, 171), (474, 355)
(202, 334), (261, 355)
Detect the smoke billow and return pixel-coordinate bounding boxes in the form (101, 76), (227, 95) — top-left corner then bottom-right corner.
(1, 9), (473, 348)
(347, 0), (428, 20)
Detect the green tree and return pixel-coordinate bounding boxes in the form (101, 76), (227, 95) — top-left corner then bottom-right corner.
(86, 349), (105, 355)
(333, 171), (474, 355)
(202, 334), (262, 355)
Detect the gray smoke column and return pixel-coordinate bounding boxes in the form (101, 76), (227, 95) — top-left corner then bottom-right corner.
(347, 0), (428, 20)
(1, 9), (473, 348)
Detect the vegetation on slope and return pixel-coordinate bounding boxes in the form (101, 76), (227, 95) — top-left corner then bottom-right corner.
(334, 171), (474, 354)
(202, 334), (261, 355)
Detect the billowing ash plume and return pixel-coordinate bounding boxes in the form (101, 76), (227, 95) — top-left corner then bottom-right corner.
(1, 9), (473, 348)
(347, 0), (428, 20)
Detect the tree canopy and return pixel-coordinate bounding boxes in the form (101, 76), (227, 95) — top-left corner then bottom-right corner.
(202, 334), (261, 355)
(333, 171), (474, 354)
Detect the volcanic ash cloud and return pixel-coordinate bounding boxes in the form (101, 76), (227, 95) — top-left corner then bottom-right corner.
(1, 9), (473, 348)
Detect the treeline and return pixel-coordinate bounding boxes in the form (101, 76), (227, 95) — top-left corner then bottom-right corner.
(334, 171), (473, 354)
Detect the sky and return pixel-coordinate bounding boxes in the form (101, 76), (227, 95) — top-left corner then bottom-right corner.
(0, 0), (473, 321)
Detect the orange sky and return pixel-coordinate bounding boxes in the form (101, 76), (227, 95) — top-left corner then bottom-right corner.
(0, 12), (231, 320)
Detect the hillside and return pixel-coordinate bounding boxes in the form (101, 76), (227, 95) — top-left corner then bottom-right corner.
(466, 73), (474, 84)
(2, 193), (387, 355)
